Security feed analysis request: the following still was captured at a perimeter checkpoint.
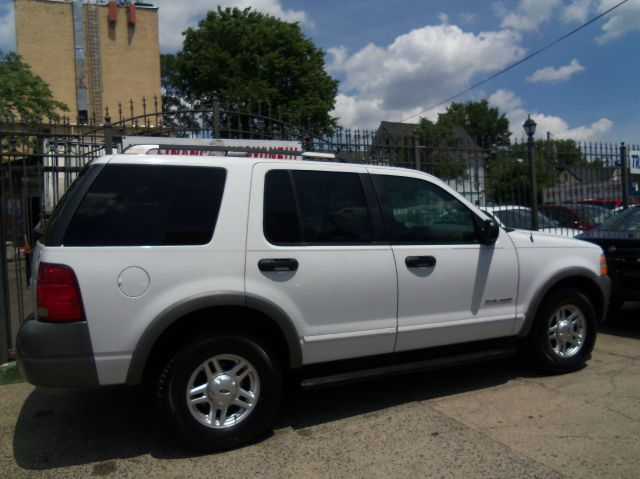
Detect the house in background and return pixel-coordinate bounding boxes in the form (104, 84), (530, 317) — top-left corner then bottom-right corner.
(543, 166), (624, 204)
(14, 0), (161, 123)
(372, 121), (487, 205)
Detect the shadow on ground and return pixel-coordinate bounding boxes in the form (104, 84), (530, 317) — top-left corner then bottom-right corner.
(13, 356), (535, 470)
(13, 309), (639, 471)
(600, 301), (640, 340)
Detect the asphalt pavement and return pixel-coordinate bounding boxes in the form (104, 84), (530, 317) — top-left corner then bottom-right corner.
(1, 303), (638, 478)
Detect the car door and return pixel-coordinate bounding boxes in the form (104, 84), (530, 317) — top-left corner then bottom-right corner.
(370, 169), (519, 352)
(245, 163), (398, 365)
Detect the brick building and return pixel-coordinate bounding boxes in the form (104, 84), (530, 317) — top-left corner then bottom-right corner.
(14, 0), (161, 123)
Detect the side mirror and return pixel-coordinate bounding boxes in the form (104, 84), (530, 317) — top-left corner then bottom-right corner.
(480, 219), (500, 245)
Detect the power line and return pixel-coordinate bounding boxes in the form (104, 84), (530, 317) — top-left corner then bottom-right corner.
(399, 0), (632, 123)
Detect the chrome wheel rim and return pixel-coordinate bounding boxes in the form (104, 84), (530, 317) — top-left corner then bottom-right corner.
(547, 305), (586, 359)
(186, 354), (260, 429)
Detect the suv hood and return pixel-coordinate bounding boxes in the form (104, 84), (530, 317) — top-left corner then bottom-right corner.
(506, 228), (600, 250)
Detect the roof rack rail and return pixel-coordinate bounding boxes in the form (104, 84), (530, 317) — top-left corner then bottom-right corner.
(121, 143), (336, 161)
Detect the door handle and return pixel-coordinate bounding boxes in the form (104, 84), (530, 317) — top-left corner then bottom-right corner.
(258, 258), (299, 272)
(405, 256), (436, 268)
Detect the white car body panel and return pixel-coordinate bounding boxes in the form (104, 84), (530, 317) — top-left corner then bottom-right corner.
(505, 229), (603, 333)
(245, 162), (398, 365)
(35, 156), (252, 384)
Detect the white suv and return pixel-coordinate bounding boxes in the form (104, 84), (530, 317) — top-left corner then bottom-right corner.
(17, 153), (610, 451)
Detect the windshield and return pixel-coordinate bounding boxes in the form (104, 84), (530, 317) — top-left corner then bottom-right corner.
(567, 203), (614, 225)
(598, 206), (640, 232)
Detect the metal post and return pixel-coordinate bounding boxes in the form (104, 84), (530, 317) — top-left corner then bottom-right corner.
(528, 135), (539, 230)
(213, 97), (221, 139)
(621, 142), (629, 210)
(0, 201), (10, 364)
(413, 134), (421, 171)
(104, 115), (113, 155)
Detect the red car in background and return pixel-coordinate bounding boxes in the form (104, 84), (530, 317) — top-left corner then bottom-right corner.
(539, 203), (613, 231)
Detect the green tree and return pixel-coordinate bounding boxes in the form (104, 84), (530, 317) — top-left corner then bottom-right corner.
(162, 7), (338, 133)
(413, 100), (511, 180)
(416, 117), (467, 179)
(486, 139), (585, 205)
(0, 51), (67, 122)
(417, 100), (511, 150)
(439, 100), (511, 149)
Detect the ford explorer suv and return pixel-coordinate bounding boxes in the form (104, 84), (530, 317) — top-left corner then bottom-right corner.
(17, 153), (610, 451)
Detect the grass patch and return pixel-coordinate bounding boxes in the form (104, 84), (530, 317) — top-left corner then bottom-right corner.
(0, 362), (23, 385)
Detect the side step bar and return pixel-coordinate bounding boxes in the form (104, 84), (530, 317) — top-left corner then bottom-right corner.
(300, 348), (516, 390)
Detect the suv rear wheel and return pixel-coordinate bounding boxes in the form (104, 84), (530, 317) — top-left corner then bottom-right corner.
(157, 334), (282, 451)
(528, 288), (597, 374)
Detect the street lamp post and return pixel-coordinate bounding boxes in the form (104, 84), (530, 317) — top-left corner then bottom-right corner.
(523, 115), (538, 231)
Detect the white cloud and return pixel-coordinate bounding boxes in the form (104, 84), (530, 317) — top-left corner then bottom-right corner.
(500, 0), (562, 31)
(488, 89), (523, 114)
(330, 25), (524, 128)
(326, 46), (348, 75)
(562, 0), (595, 23)
(488, 89), (613, 141)
(532, 115), (613, 141)
(154, 0), (311, 52)
(595, 0), (640, 44)
(526, 59), (585, 83)
(0, 2), (15, 52)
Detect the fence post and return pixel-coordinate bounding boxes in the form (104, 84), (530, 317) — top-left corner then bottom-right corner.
(0, 202), (10, 364)
(528, 136), (539, 230)
(413, 134), (421, 171)
(213, 97), (221, 139)
(620, 142), (629, 209)
(104, 115), (113, 155)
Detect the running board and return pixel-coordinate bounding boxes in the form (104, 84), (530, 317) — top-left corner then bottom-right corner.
(300, 348), (516, 390)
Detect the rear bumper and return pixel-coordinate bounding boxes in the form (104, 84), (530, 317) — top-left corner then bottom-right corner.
(16, 315), (98, 387)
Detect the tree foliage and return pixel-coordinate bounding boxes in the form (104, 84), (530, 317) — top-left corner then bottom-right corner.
(0, 51), (67, 123)
(161, 7), (339, 132)
(486, 139), (585, 205)
(417, 100), (511, 151)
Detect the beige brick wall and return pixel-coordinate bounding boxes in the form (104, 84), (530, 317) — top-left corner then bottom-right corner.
(15, 0), (77, 119)
(15, 0), (161, 123)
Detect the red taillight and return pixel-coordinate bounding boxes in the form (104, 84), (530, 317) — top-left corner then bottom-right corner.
(37, 263), (85, 322)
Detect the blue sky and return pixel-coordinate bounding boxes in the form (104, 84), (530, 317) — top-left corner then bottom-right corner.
(1, 0), (639, 142)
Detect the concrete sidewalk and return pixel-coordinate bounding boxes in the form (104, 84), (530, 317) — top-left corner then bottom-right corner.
(1, 306), (638, 478)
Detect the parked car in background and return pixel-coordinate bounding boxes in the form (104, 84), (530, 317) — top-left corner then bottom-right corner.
(483, 206), (581, 237)
(539, 203), (613, 231)
(577, 198), (640, 210)
(577, 205), (640, 309)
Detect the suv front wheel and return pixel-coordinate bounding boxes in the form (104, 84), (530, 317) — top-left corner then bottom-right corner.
(528, 287), (597, 374)
(157, 334), (282, 451)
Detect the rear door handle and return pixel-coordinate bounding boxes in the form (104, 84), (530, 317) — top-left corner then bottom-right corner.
(405, 256), (436, 268)
(258, 258), (299, 272)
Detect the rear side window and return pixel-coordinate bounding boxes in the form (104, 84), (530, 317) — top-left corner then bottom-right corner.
(264, 170), (374, 244)
(63, 165), (226, 246)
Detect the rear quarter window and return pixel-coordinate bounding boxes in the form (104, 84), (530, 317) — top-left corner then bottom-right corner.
(62, 164), (226, 246)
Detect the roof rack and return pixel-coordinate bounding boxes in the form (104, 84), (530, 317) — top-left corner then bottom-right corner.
(121, 144), (336, 161)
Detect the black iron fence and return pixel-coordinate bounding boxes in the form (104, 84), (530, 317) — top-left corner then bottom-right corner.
(1, 101), (639, 361)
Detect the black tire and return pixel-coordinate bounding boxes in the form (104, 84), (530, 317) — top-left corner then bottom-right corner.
(157, 334), (282, 451)
(527, 288), (597, 374)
